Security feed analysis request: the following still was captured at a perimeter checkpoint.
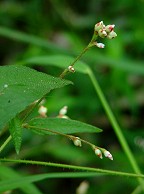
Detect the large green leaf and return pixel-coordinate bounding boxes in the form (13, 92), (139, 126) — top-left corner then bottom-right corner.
(28, 117), (102, 134)
(19, 55), (90, 74)
(0, 65), (72, 130)
(0, 166), (42, 194)
(9, 117), (22, 154)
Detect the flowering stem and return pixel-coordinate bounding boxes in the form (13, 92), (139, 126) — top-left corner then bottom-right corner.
(0, 158), (144, 179)
(25, 124), (103, 152)
(59, 45), (91, 78)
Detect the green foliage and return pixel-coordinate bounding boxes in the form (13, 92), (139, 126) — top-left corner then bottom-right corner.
(0, 65), (71, 130)
(9, 117), (22, 154)
(0, 0), (144, 193)
(0, 162), (143, 193)
(28, 117), (102, 135)
(0, 166), (42, 194)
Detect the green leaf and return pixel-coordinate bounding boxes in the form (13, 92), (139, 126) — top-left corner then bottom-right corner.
(0, 171), (102, 192)
(9, 117), (22, 154)
(19, 55), (90, 74)
(0, 26), (68, 54)
(0, 166), (42, 194)
(0, 65), (72, 130)
(28, 117), (102, 135)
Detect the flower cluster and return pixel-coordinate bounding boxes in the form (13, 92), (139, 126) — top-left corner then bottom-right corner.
(93, 21), (117, 49)
(70, 135), (113, 161)
(94, 147), (113, 160)
(95, 21), (117, 39)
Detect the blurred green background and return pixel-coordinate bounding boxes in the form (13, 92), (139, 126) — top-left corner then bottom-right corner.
(0, 0), (144, 193)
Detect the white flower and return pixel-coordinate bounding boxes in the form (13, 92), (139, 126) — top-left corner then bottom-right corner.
(107, 31), (117, 39)
(38, 105), (47, 117)
(94, 148), (103, 159)
(95, 42), (105, 48)
(94, 21), (105, 32)
(105, 24), (115, 33)
(68, 65), (75, 73)
(59, 106), (68, 116)
(98, 29), (107, 38)
(73, 137), (82, 147)
(103, 150), (113, 160)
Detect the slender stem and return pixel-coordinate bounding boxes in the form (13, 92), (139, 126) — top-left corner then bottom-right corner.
(0, 158), (144, 179)
(88, 69), (144, 189)
(60, 46), (90, 78)
(0, 135), (12, 153)
(70, 47), (90, 67)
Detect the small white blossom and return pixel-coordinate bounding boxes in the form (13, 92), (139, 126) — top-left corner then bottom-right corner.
(94, 148), (103, 159)
(59, 106), (68, 116)
(107, 31), (117, 39)
(95, 42), (105, 48)
(94, 21), (104, 32)
(105, 24), (115, 33)
(98, 29), (107, 38)
(103, 150), (113, 160)
(38, 105), (47, 117)
(68, 65), (75, 73)
(94, 21), (117, 41)
(73, 137), (82, 147)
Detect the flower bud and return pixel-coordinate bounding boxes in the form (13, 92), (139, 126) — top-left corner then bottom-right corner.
(59, 106), (68, 116)
(94, 42), (105, 48)
(68, 65), (75, 73)
(94, 148), (103, 159)
(105, 24), (115, 33)
(38, 105), (47, 117)
(73, 137), (82, 147)
(107, 30), (117, 39)
(98, 29), (107, 38)
(94, 21), (104, 32)
(103, 150), (113, 160)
